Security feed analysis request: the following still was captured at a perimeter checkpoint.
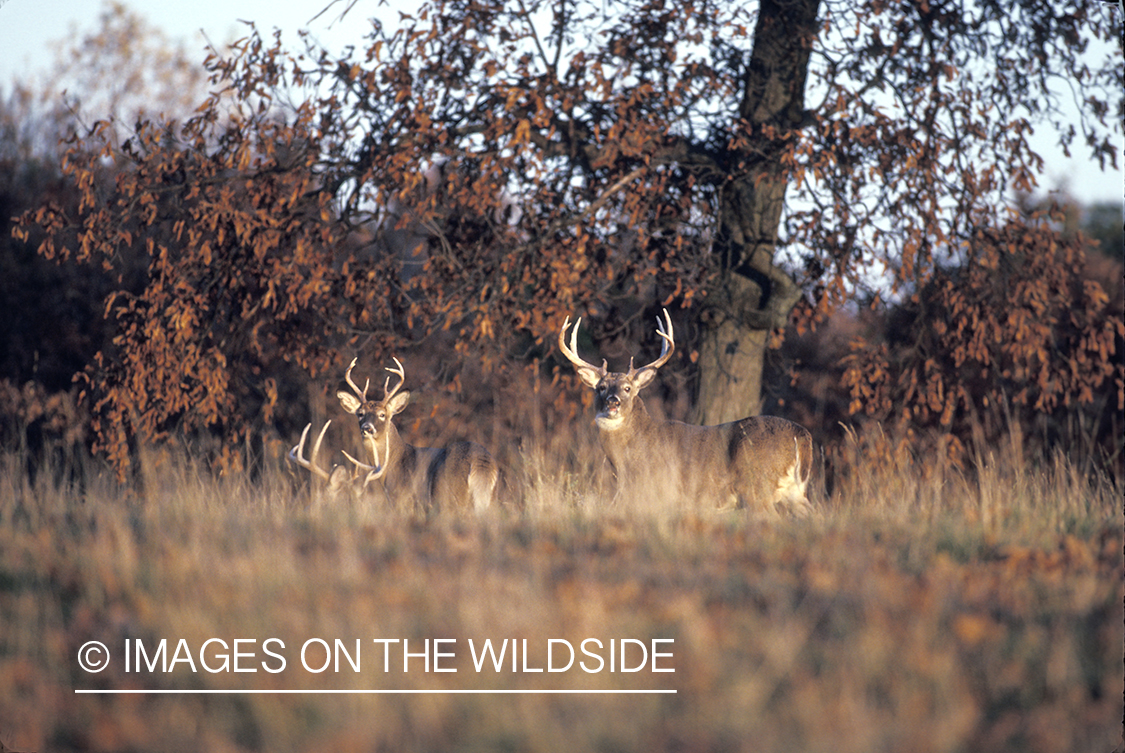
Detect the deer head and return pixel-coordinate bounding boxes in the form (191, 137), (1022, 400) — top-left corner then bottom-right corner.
(558, 309), (675, 431)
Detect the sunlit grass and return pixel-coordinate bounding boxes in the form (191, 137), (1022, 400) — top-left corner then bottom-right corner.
(0, 426), (1121, 753)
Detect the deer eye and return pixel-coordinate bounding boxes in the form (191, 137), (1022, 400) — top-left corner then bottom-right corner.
(623, 385), (631, 393)
(377, 411), (386, 420)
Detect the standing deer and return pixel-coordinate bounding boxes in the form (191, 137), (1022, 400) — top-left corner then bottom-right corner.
(559, 309), (814, 515)
(329, 357), (499, 512)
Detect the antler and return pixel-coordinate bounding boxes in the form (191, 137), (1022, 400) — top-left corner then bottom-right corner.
(627, 308), (675, 377)
(344, 358), (369, 402)
(382, 356), (406, 404)
(342, 438), (386, 488)
(288, 421), (333, 481)
(558, 315), (608, 376)
(343, 356), (406, 406)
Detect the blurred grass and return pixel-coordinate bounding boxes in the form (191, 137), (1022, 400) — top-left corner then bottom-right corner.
(0, 425), (1121, 753)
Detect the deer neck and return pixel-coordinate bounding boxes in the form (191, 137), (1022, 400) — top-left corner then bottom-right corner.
(362, 422), (410, 478)
(596, 394), (654, 466)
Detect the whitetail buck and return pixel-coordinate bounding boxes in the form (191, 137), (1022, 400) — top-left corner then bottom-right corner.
(559, 309), (814, 516)
(327, 357), (499, 512)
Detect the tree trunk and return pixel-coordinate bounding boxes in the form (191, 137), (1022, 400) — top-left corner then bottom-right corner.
(693, 0), (820, 426)
(696, 279), (770, 424)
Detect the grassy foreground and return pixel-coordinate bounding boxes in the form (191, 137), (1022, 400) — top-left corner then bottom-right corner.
(0, 435), (1121, 753)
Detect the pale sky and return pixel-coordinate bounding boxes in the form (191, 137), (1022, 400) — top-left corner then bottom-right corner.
(0, 0), (372, 74)
(0, 0), (1121, 206)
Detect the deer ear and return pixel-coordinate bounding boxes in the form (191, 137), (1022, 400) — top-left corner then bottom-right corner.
(337, 390), (362, 414)
(385, 390), (411, 416)
(632, 368), (658, 391)
(575, 365), (603, 389)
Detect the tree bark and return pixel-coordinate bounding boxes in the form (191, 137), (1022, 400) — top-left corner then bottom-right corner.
(696, 278), (771, 424)
(694, 0), (820, 426)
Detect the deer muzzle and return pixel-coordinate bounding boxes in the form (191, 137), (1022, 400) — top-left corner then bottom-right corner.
(595, 394), (626, 429)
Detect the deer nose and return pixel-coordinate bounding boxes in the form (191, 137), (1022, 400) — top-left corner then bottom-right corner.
(361, 422), (377, 437)
(605, 394), (620, 409)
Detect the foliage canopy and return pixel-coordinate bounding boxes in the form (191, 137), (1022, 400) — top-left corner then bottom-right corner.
(14, 0), (1123, 474)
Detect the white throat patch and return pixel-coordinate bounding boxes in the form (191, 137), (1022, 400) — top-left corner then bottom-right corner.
(595, 414), (625, 431)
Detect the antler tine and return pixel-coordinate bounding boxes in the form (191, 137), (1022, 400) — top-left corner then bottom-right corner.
(287, 421), (333, 481)
(342, 440), (385, 487)
(630, 307), (675, 376)
(287, 423), (312, 467)
(558, 315), (607, 375)
(656, 307), (674, 352)
(382, 356), (406, 402)
(344, 357), (368, 401)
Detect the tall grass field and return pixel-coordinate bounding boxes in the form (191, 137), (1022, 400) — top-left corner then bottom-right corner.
(0, 426), (1121, 753)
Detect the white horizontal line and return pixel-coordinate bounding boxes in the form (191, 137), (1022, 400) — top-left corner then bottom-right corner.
(75, 688), (676, 694)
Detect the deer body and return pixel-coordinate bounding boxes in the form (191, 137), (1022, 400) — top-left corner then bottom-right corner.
(336, 358), (498, 513)
(350, 413), (498, 512)
(561, 311), (813, 515)
(289, 358), (498, 512)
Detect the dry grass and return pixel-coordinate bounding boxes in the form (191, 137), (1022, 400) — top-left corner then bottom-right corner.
(0, 425), (1121, 753)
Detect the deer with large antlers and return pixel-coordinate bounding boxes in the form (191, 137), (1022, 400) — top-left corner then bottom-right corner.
(307, 357), (500, 512)
(559, 309), (814, 516)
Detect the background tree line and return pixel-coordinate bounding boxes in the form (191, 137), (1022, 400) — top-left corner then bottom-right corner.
(1, 0), (1121, 481)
